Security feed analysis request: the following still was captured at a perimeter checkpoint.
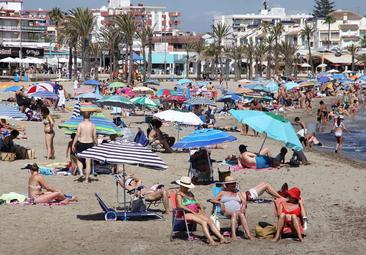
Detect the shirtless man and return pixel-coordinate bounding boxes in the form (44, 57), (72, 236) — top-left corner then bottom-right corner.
(72, 111), (97, 183)
(238, 144), (280, 169)
(114, 174), (170, 214)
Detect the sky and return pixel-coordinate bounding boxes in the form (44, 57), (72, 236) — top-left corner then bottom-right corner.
(24, 0), (366, 32)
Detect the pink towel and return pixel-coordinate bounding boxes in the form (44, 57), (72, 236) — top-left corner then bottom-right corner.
(229, 165), (273, 172)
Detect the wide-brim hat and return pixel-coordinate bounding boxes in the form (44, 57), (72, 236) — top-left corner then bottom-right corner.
(287, 187), (301, 200)
(176, 176), (195, 189)
(224, 176), (237, 184)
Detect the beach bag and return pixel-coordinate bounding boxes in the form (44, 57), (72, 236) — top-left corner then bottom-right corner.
(255, 222), (276, 239)
(131, 198), (146, 212)
(210, 213), (221, 230)
(289, 159), (300, 167)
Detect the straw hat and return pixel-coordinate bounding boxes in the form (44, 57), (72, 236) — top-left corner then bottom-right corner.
(224, 176), (237, 184)
(176, 176), (195, 189)
(287, 187), (301, 200)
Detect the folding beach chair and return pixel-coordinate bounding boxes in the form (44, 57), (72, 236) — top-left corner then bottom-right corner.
(95, 193), (163, 221)
(170, 190), (197, 241)
(188, 148), (214, 184)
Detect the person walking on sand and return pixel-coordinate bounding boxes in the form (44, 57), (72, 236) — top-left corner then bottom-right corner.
(41, 107), (55, 160)
(333, 115), (349, 153)
(72, 111), (97, 183)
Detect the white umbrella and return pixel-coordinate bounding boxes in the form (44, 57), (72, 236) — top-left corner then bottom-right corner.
(0, 57), (16, 63)
(154, 110), (203, 126)
(343, 70), (353, 74)
(317, 63), (327, 68)
(327, 69), (339, 73)
(301, 63), (311, 68)
(22, 57), (44, 64)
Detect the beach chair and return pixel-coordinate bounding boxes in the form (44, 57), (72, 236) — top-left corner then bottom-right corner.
(273, 197), (307, 238)
(188, 148), (214, 184)
(170, 190), (197, 241)
(95, 193), (163, 221)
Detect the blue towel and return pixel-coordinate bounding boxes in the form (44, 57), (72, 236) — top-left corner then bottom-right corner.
(134, 130), (149, 147)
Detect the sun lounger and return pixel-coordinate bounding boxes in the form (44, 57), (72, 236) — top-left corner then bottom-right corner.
(95, 193), (163, 221)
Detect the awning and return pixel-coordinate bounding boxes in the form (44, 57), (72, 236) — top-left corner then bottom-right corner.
(323, 54), (352, 65)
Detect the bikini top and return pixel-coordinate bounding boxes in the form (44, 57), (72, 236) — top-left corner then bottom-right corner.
(181, 195), (198, 206)
(281, 203), (301, 217)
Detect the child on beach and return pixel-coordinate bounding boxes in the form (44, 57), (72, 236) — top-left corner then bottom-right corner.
(66, 134), (78, 175)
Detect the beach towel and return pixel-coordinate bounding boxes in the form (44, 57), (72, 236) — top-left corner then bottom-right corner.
(228, 164), (273, 172)
(0, 192), (27, 204)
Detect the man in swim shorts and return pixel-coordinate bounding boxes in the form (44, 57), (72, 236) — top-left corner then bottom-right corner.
(238, 144), (280, 169)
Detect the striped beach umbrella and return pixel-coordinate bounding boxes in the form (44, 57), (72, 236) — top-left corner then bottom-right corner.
(0, 105), (27, 120)
(59, 115), (122, 135)
(78, 92), (103, 101)
(132, 86), (154, 95)
(143, 79), (160, 86)
(130, 96), (159, 109)
(77, 141), (167, 170)
(109, 82), (127, 88)
(164, 95), (187, 104)
(30, 91), (58, 99)
(185, 97), (216, 106)
(156, 88), (176, 97)
(97, 95), (134, 109)
(79, 103), (101, 112)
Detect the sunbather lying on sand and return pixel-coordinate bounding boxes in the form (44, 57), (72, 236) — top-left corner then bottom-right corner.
(25, 163), (77, 204)
(238, 144), (280, 169)
(114, 174), (170, 214)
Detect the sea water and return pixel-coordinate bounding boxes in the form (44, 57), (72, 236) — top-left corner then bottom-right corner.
(316, 110), (366, 162)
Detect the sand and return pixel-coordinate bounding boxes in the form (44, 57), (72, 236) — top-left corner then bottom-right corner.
(0, 81), (366, 255)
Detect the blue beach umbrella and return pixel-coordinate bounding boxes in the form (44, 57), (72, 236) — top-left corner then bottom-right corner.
(78, 92), (103, 101)
(172, 128), (237, 150)
(217, 94), (242, 103)
(177, 79), (192, 85)
(229, 109), (303, 151)
(83, 79), (100, 86)
(360, 75), (366, 81)
(333, 73), (345, 80)
(3, 86), (21, 92)
(30, 91), (58, 99)
(317, 76), (330, 84)
(284, 82), (299, 91)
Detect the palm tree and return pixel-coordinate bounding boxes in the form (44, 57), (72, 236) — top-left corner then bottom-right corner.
(192, 39), (206, 80)
(254, 41), (267, 77)
(89, 42), (101, 80)
(270, 22), (284, 76)
(203, 43), (220, 79)
(115, 14), (137, 85)
(300, 23), (316, 75)
(266, 35), (275, 79)
(357, 54), (366, 73)
(137, 23), (152, 82)
(323, 15), (336, 50)
(225, 45), (244, 80)
(68, 8), (95, 80)
(145, 25), (154, 79)
(360, 36), (366, 48)
(347, 44), (359, 71)
(99, 25), (122, 80)
(211, 23), (231, 77)
(48, 7), (63, 44)
(243, 41), (255, 80)
(184, 43), (195, 78)
(279, 40), (298, 77)
(58, 26), (78, 79)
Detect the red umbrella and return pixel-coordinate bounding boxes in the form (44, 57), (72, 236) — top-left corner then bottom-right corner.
(164, 95), (187, 104)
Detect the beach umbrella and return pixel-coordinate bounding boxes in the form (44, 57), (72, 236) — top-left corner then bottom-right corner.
(185, 97), (216, 106)
(154, 110), (203, 126)
(59, 115), (122, 135)
(109, 82), (127, 88)
(143, 79), (160, 86)
(79, 103), (101, 112)
(327, 69), (339, 73)
(263, 81), (279, 93)
(78, 92), (103, 101)
(235, 88), (254, 94)
(172, 128), (237, 150)
(177, 79), (192, 85)
(299, 81), (316, 88)
(196, 81), (209, 88)
(96, 95), (134, 109)
(284, 82), (299, 91)
(74, 87), (95, 95)
(0, 105), (27, 120)
(359, 75), (366, 81)
(3, 86), (21, 92)
(156, 88), (176, 97)
(333, 74), (346, 80)
(317, 63), (327, 68)
(217, 94), (242, 103)
(164, 95), (187, 104)
(132, 86), (154, 95)
(130, 96), (159, 109)
(0, 57), (16, 63)
(30, 91), (58, 99)
(0, 82), (21, 89)
(229, 109), (303, 151)
(27, 83), (53, 94)
(300, 63), (311, 68)
(317, 76), (330, 84)
(83, 79), (100, 86)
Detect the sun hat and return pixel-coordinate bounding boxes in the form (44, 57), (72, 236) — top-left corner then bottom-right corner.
(224, 176), (237, 184)
(287, 187), (301, 200)
(176, 176), (195, 189)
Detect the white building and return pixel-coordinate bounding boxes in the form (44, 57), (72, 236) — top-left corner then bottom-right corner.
(0, 0), (22, 11)
(314, 10), (366, 50)
(214, 6), (312, 48)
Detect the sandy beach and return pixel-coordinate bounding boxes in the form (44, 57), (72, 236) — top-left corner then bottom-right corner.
(1, 81), (366, 255)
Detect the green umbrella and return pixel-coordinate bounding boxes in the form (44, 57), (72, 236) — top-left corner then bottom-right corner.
(130, 96), (159, 109)
(109, 82), (127, 88)
(96, 95), (134, 109)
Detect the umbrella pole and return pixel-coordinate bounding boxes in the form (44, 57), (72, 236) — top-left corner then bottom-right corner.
(122, 164), (127, 221)
(259, 132), (267, 154)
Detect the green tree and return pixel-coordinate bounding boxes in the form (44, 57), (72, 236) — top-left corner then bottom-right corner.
(360, 35), (366, 48)
(211, 23), (231, 77)
(300, 23), (316, 74)
(58, 25), (78, 79)
(279, 40), (298, 77)
(68, 8), (95, 80)
(225, 45), (244, 80)
(203, 43), (220, 79)
(357, 54), (366, 73)
(184, 43), (195, 78)
(244, 41), (255, 80)
(89, 42), (101, 80)
(270, 22), (284, 76)
(115, 14), (137, 85)
(137, 23), (153, 82)
(347, 44), (359, 71)
(48, 7), (63, 44)
(254, 41), (267, 77)
(266, 35), (274, 79)
(192, 39), (206, 80)
(313, 0), (335, 18)
(323, 15), (336, 50)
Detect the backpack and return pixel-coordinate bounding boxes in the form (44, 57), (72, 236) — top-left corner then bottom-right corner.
(255, 222), (276, 239)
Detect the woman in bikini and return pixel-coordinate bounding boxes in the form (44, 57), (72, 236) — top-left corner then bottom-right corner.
(273, 187), (307, 242)
(211, 176), (254, 240)
(27, 163), (76, 204)
(333, 116), (349, 153)
(175, 176), (230, 245)
(41, 107), (55, 159)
